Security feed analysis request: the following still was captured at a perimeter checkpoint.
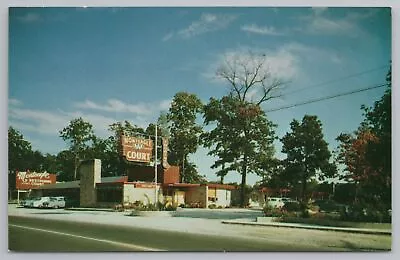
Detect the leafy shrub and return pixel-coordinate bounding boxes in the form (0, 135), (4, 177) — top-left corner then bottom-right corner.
(282, 202), (301, 212)
(208, 204), (217, 209)
(263, 205), (285, 217)
(163, 204), (177, 211)
(339, 204), (391, 223)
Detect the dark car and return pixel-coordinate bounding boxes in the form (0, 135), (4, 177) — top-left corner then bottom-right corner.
(314, 200), (345, 213)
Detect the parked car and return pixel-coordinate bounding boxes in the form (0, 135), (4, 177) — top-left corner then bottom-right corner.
(281, 197), (298, 204)
(23, 197), (41, 208)
(42, 196), (66, 209)
(313, 199), (345, 213)
(266, 197), (285, 208)
(31, 197), (52, 208)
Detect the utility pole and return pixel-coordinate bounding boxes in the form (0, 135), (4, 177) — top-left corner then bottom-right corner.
(155, 123), (158, 209)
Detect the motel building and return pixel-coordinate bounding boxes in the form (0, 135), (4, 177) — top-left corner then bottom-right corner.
(22, 159), (235, 209)
(16, 135), (235, 208)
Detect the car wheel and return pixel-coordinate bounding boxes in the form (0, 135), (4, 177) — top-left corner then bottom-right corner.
(54, 205), (59, 209)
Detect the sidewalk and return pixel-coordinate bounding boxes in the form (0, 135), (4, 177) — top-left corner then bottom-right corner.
(222, 219), (392, 235)
(66, 207), (114, 212)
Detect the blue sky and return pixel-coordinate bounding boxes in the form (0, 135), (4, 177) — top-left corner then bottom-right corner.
(8, 7), (391, 185)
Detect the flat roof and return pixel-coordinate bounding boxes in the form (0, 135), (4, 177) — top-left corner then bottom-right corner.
(164, 183), (236, 190)
(38, 176), (129, 190)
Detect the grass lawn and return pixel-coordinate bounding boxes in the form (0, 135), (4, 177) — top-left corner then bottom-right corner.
(278, 216), (391, 230)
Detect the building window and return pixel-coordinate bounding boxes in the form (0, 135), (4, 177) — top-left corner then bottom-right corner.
(97, 186), (123, 203)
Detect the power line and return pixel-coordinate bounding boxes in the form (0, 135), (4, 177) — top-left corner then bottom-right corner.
(281, 65), (389, 96)
(266, 83), (389, 113)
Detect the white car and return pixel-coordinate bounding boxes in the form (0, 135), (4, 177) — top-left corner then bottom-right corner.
(30, 197), (52, 208)
(23, 197), (40, 208)
(266, 197), (285, 208)
(43, 196), (66, 209)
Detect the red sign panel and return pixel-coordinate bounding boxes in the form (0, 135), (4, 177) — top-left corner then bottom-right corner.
(121, 135), (153, 163)
(16, 171), (56, 190)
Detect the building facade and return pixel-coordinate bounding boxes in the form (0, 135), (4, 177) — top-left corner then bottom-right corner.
(31, 159), (235, 208)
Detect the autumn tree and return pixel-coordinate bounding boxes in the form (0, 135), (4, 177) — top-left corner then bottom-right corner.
(361, 65), (391, 207)
(281, 115), (336, 203)
(167, 92), (203, 183)
(59, 117), (95, 180)
(336, 65), (391, 209)
(203, 51), (284, 207)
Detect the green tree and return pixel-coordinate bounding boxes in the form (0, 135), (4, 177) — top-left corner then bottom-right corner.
(8, 127), (34, 194)
(203, 51), (284, 207)
(59, 117), (95, 180)
(167, 92), (203, 183)
(85, 136), (119, 177)
(55, 150), (75, 181)
(156, 112), (170, 138)
(8, 126), (33, 174)
(203, 96), (277, 207)
(281, 115), (335, 203)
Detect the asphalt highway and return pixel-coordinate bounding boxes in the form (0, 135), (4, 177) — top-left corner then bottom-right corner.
(9, 216), (318, 252)
(7, 206), (392, 252)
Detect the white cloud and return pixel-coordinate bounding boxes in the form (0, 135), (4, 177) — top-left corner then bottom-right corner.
(177, 13), (237, 38)
(74, 98), (171, 116)
(205, 42), (344, 92)
(162, 32), (174, 42)
(241, 24), (284, 36)
(281, 42), (344, 64)
(9, 107), (70, 135)
(17, 13), (41, 23)
(311, 7), (329, 16)
(309, 16), (356, 34)
(209, 46), (300, 83)
(9, 98), (22, 106)
(298, 8), (375, 37)
(9, 98), (172, 139)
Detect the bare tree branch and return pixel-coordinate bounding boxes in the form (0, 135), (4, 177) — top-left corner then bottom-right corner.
(216, 51), (287, 105)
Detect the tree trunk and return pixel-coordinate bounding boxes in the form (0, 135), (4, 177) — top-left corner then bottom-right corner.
(181, 154), (185, 183)
(74, 155), (78, 180)
(220, 164), (225, 184)
(240, 155), (248, 208)
(301, 173), (307, 203)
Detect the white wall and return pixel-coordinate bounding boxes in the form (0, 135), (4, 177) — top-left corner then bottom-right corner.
(123, 184), (162, 205)
(215, 189), (231, 207)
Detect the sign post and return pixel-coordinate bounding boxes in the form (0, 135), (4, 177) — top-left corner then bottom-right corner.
(155, 123), (158, 209)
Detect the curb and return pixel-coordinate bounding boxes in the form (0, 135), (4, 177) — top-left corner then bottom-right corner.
(221, 220), (392, 235)
(65, 208), (114, 212)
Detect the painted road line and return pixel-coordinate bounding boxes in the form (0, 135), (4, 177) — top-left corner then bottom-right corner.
(9, 224), (163, 251)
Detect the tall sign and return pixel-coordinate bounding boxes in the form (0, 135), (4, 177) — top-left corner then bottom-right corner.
(162, 137), (170, 169)
(121, 135), (153, 163)
(16, 171), (56, 190)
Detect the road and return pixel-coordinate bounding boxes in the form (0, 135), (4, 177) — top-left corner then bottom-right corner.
(8, 206), (391, 252)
